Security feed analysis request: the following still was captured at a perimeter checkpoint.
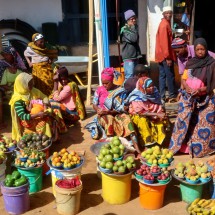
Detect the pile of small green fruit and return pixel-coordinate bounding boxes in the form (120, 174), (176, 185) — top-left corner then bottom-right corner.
(97, 136), (136, 174)
(141, 146), (174, 166)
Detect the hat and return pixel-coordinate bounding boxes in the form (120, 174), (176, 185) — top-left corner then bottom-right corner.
(163, 6), (172, 13)
(171, 38), (187, 49)
(124, 9), (136, 21)
(32, 33), (44, 42)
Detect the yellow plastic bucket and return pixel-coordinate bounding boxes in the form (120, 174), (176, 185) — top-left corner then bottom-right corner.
(113, 67), (124, 86)
(101, 172), (132, 204)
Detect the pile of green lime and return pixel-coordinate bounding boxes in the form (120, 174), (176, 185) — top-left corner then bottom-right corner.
(98, 136), (136, 174)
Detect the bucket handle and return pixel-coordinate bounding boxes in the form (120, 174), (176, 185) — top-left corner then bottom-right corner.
(29, 175), (41, 186)
(55, 196), (73, 205)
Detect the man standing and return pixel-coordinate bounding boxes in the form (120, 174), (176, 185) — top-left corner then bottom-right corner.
(155, 6), (177, 103)
(121, 9), (141, 81)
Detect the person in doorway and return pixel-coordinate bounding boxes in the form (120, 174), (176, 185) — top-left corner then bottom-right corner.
(24, 33), (58, 96)
(155, 6), (177, 104)
(120, 9), (141, 80)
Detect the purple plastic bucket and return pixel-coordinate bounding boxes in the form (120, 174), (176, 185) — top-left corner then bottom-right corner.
(1, 181), (30, 214)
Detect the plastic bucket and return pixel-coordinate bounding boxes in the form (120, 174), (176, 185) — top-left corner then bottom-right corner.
(180, 183), (203, 204)
(42, 147), (50, 176)
(101, 172), (132, 204)
(139, 183), (166, 210)
(18, 167), (42, 194)
(1, 182), (30, 214)
(55, 183), (82, 215)
(113, 67), (125, 86)
(46, 156), (84, 197)
(51, 169), (81, 197)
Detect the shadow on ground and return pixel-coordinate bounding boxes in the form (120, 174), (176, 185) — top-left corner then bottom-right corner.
(79, 173), (103, 212)
(29, 191), (55, 211)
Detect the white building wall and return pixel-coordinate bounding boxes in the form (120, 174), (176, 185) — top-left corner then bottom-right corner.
(0, 0), (63, 31)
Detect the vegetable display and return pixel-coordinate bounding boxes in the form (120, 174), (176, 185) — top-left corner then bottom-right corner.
(18, 133), (51, 151)
(5, 171), (28, 187)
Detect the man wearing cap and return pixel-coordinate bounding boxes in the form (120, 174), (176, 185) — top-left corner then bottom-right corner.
(120, 9), (141, 81)
(171, 37), (215, 75)
(155, 6), (177, 103)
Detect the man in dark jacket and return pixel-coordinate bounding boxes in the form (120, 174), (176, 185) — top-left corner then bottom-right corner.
(120, 9), (141, 81)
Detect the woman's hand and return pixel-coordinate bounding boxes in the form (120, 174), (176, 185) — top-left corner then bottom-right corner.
(97, 109), (110, 116)
(166, 59), (172, 67)
(53, 73), (59, 82)
(185, 85), (193, 94)
(36, 111), (48, 118)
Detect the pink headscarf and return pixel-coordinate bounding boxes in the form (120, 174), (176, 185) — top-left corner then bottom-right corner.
(101, 67), (115, 82)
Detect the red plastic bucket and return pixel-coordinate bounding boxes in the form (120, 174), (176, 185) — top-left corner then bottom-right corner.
(1, 181), (30, 214)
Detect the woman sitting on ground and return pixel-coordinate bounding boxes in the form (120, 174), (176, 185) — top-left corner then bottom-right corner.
(9, 73), (67, 141)
(0, 46), (26, 99)
(126, 77), (167, 147)
(92, 67), (141, 153)
(169, 38), (215, 158)
(50, 67), (86, 125)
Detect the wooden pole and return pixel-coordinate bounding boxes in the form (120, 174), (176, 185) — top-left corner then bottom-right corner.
(189, 0), (195, 45)
(86, 0), (94, 106)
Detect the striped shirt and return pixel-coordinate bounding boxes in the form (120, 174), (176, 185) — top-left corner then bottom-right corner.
(14, 100), (31, 121)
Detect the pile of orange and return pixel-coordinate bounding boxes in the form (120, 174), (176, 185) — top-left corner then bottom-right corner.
(51, 148), (81, 169)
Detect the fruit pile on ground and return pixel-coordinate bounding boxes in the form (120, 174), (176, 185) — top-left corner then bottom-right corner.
(187, 198), (215, 215)
(0, 135), (17, 152)
(15, 149), (45, 168)
(141, 146), (173, 166)
(174, 160), (211, 182)
(51, 148), (81, 169)
(18, 133), (51, 150)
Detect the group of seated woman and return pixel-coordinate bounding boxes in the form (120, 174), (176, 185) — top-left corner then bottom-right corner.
(0, 32), (86, 141)
(86, 65), (168, 153)
(9, 68), (85, 142)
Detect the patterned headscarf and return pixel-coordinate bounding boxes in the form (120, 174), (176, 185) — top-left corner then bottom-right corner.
(101, 67), (115, 82)
(0, 46), (27, 82)
(32, 33), (44, 42)
(171, 37), (187, 49)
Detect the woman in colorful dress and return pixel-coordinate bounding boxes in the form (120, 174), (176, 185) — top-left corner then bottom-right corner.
(169, 38), (215, 157)
(92, 67), (141, 152)
(50, 67), (86, 125)
(9, 73), (67, 141)
(126, 77), (167, 146)
(0, 46), (26, 98)
(24, 33), (58, 96)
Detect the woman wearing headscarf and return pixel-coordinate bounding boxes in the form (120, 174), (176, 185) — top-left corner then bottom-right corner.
(87, 67), (141, 152)
(9, 73), (67, 141)
(0, 46), (26, 98)
(169, 38), (215, 157)
(126, 77), (167, 146)
(24, 33), (58, 96)
(49, 66), (86, 125)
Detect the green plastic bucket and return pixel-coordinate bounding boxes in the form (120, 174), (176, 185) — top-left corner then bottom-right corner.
(180, 183), (203, 204)
(18, 167), (42, 194)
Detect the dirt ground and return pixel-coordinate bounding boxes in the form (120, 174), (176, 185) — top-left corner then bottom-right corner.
(0, 104), (214, 215)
